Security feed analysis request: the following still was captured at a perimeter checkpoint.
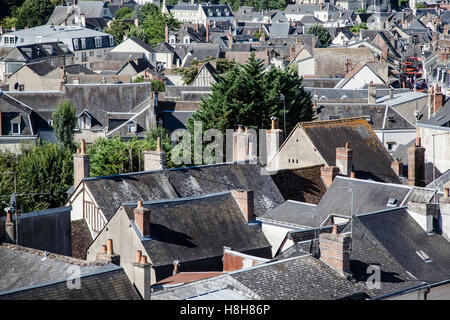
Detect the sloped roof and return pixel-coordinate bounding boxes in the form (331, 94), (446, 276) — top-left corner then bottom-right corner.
(426, 169), (450, 191)
(299, 117), (401, 183)
(123, 192), (271, 268)
(259, 200), (317, 227)
(0, 268), (140, 300)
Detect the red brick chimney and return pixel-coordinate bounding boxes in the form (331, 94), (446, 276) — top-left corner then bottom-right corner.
(336, 142), (353, 176)
(96, 239), (120, 265)
(134, 200), (150, 237)
(320, 165), (340, 188)
(206, 22), (210, 42)
(407, 137), (425, 187)
(173, 260), (180, 275)
(4, 210), (15, 243)
(132, 250), (151, 300)
(231, 190), (255, 223)
(73, 139), (90, 189)
(434, 86), (444, 114)
(319, 224), (351, 275)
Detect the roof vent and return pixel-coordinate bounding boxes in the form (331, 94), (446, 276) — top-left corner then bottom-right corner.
(416, 250), (432, 263)
(387, 198), (398, 207)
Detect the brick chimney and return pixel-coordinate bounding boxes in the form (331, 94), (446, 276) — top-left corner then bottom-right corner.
(73, 139), (89, 189)
(439, 187), (450, 241)
(206, 22), (210, 42)
(336, 142), (353, 176)
(134, 200), (150, 237)
(4, 210), (15, 244)
(320, 165), (340, 188)
(143, 137), (166, 171)
(391, 159), (404, 177)
(173, 260), (180, 275)
(231, 189), (255, 223)
(165, 24), (169, 43)
(407, 137), (425, 187)
(96, 239), (120, 265)
(368, 81), (377, 104)
(266, 117), (283, 164)
(289, 45), (296, 61)
(80, 13), (86, 28)
(132, 251), (151, 300)
(434, 86), (444, 114)
(319, 224), (351, 275)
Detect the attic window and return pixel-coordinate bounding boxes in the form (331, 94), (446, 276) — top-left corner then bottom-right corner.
(81, 38), (86, 49)
(387, 116), (395, 122)
(128, 122), (137, 134)
(416, 250), (432, 263)
(109, 36), (114, 47)
(364, 115), (373, 123)
(95, 37), (102, 48)
(11, 116), (21, 135)
(74, 39), (79, 50)
(387, 198), (398, 207)
(79, 113), (91, 130)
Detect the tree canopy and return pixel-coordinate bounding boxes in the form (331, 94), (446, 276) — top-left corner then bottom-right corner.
(306, 24), (332, 47)
(14, 0), (56, 29)
(52, 99), (77, 149)
(187, 52), (313, 135)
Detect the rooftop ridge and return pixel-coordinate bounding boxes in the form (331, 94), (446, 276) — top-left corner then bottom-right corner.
(0, 243), (107, 267)
(300, 116), (367, 127)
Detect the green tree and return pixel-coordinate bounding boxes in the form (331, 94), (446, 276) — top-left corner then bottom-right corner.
(15, 0), (56, 29)
(350, 22), (368, 32)
(187, 52), (313, 135)
(415, 2), (427, 8)
(0, 0), (25, 19)
(114, 7), (133, 20)
(0, 16), (18, 29)
(52, 99), (77, 149)
(104, 20), (133, 44)
(137, 3), (180, 46)
(306, 24), (332, 47)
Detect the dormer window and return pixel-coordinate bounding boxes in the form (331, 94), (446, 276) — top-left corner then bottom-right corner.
(128, 122), (137, 134)
(81, 38), (86, 49)
(183, 36), (190, 44)
(74, 39), (79, 50)
(95, 37), (102, 48)
(78, 112), (91, 129)
(169, 35), (176, 44)
(109, 36), (114, 46)
(11, 116), (21, 135)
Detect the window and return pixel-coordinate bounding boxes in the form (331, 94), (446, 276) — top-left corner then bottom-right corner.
(128, 122), (137, 134)
(79, 114), (91, 129)
(9, 37), (15, 44)
(74, 39), (79, 50)
(12, 123), (20, 134)
(3, 36), (8, 44)
(81, 52), (87, 62)
(183, 36), (190, 44)
(95, 37), (102, 48)
(81, 38), (86, 49)
(109, 36), (114, 46)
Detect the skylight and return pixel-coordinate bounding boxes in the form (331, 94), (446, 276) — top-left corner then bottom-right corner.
(416, 250), (432, 263)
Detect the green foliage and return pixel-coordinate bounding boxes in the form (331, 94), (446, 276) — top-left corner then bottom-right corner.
(306, 24), (332, 47)
(350, 22), (368, 33)
(104, 20), (133, 44)
(52, 99), (77, 150)
(133, 76), (144, 83)
(15, 0), (56, 29)
(415, 2), (427, 8)
(0, 142), (73, 215)
(114, 7), (133, 20)
(354, 8), (366, 13)
(0, 16), (18, 29)
(87, 127), (174, 177)
(150, 79), (165, 92)
(176, 65), (199, 85)
(219, 0), (288, 11)
(216, 58), (236, 74)
(187, 52), (313, 136)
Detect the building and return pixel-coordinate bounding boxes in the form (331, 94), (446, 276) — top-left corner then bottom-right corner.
(162, 2), (235, 27)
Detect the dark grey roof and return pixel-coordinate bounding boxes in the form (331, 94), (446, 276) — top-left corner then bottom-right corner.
(426, 169), (450, 191)
(84, 163), (285, 221)
(260, 200), (317, 228)
(0, 243), (114, 293)
(26, 61), (56, 76)
(300, 118), (402, 184)
(269, 23), (291, 38)
(419, 98), (450, 128)
(229, 255), (364, 300)
(0, 268), (140, 300)
(123, 192), (271, 268)
(391, 138), (414, 163)
(357, 208), (450, 284)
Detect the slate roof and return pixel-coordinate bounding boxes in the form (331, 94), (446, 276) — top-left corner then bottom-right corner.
(71, 219), (93, 260)
(0, 268), (140, 300)
(418, 98), (450, 128)
(357, 208), (450, 284)
(122, 192), (272, 268)
(270, 165), (327, 204)
(84, 163), (285, 221)
(229, 255), (365, 300)
(426, 169), (450, 191)
(26, 61), (57, 76)
(259, 200), (317, 228)
(0, 243), (114, 293)
(298, 118), (402, 184)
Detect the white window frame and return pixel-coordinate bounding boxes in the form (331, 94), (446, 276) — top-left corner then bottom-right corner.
(74, 39), (79, 50)
(95, 37), (102, 48)
(12, 122), (20, 134)
(81, 38), (86, 49)
(109, 36), (114, 46)
(128, 122), (137, 134)
(79, 114), (91, 129)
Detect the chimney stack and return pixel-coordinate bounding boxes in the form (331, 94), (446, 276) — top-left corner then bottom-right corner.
(80, 13), (86, 28)
(320, 165), (340, 188)
(433, 86), (444, 114)
(407, 201), (438, 234)
(368, 81), (377, 104)
(143, 137), (166, 171)
(336, 142), (353, 176)
(134, 200), (150, 237)
(231, 190), (255, 223)
(4, 210), (15, 244)
(232, 125), (255, 162)
(73, 139), (90, 189)
(173, 260), (179, 275)
(407, 137), (425, 187)
(266, 117), (283, 164)
(319, 224), (351, 275)
(391, 159), (404, 177)
(165, 24), (169, 43)
(439, 186), (450, 241)
(96, 239), (120, 265)
(206, 22), (210, 42)
(132, 250), (151, 300)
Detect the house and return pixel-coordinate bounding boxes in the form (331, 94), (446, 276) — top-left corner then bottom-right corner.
(85, 191), (273, 295)
(0, 42), (73, 82)
(335, 62), (387, 89)
(267, 117), (402, 184)
(191, 61), (218, 86)
(108, 37), (157, 67)
(0, 25), (115, 69)
(331, 30), (356, 46)
(162, 2), (235, 27)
